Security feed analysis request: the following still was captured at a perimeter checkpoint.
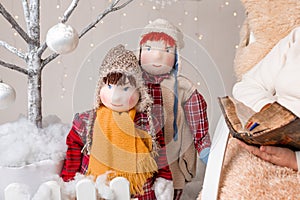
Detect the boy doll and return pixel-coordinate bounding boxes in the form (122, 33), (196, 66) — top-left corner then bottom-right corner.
(60, 44), (157, 196)
(137, 19), (211, 199)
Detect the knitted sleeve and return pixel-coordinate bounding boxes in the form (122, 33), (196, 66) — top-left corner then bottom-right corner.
(232, 27), (300, 112)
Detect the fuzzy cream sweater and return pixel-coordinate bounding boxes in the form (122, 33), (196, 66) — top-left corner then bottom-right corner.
(233, 26), (300, 168)
(233, 26), (300, 117)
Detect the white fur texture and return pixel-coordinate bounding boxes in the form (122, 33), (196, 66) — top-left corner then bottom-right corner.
(95, 173), (114, 200)
(198, 138), (300, 199)
(154, 177), (174, 200)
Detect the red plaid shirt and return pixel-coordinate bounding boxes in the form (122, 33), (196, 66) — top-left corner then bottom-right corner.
(60, 111), (91, 181)
(138, 72), (211, 181)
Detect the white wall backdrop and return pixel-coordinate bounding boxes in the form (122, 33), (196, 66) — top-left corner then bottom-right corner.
(0, 0), (245, 133)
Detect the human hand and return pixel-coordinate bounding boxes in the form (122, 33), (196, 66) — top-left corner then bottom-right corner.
(236, 139), (298, 171)
(95, 174), (114, 200)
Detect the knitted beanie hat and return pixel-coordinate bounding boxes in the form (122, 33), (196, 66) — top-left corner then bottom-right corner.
(140, 18), (184, 49)
(94, 44), (152, 113)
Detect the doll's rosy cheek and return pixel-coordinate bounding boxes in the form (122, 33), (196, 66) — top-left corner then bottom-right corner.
(129, 91), (140, 107)
(140, 52), (150, 65)
(99, 90), (108, 104)
(165, 56), (175, 68)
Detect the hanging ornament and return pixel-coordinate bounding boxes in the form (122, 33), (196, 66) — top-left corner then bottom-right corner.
(0, 81), (16, 109)
(46, 23), (79, 54)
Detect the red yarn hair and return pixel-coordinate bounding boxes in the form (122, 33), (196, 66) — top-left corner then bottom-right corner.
(140, 32), (176, 47)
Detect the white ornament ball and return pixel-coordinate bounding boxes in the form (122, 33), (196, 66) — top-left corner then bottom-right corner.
(46, 23), (79, 54)
(0, 82), (16, 109)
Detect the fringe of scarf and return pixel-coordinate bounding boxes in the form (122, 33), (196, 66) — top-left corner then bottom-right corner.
(87, 106), (157, 195)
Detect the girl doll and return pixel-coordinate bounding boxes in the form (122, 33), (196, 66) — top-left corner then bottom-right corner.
(60, 44), (157, 196)
(137, 19), (211, 200)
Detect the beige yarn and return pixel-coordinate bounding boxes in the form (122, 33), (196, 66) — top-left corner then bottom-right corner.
(234, 0), (300, 80)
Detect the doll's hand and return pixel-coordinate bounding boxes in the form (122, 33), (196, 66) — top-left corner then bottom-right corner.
(154, 177), (174, 200)
(95, 175), (114, 200)
(199, 147), (210, 165)
(236, 139), (298, 171)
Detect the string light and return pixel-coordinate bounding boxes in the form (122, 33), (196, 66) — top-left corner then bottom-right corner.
(198, 34), (203, 40)
(56, 0), (61, 9)
(86, 59), (94, 82)
(58, 58), (68, 100)
(88, 0), (95, 49)
(148, 0), (179, 8)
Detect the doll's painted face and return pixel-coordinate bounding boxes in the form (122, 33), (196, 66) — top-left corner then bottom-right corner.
(100, 76), (140, 112)
(140, 40), (176, 75)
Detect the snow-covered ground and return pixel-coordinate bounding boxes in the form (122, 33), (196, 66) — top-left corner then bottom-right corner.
(0, 115), (70, 167)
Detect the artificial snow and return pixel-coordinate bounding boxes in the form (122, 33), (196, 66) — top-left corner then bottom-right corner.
(0, 115), (70, 167)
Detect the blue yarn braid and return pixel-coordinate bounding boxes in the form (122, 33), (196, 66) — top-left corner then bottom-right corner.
(173, 50), (179, 141)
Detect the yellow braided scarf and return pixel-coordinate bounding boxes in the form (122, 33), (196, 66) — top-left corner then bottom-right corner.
(87, 106), (157, 195)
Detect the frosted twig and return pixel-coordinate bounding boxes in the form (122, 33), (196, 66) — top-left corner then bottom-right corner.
(79, 0), (133, 38)
(22, 0), (31, 31)
(28, 0), (40, 44)
(0, 60), (28, 75)
(0, 40), (27, 60)
(41, 53), (59, 69)
(61, 0), (80, 23)
(0, 3), (35, 45)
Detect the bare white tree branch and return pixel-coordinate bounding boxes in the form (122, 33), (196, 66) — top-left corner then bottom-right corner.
(28, 0), (40, 45)
(0, 41), (27, 60)
(22, 0), (31, 31)
(41, 53), (59, 69)
(1, 0), (133, 127)
(0, 3), (35, 45)
(79, 0), (133, 38)
(61, 0), (80, 23)
(40, 0), (134, 69)
(0, 60), (28, 75)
